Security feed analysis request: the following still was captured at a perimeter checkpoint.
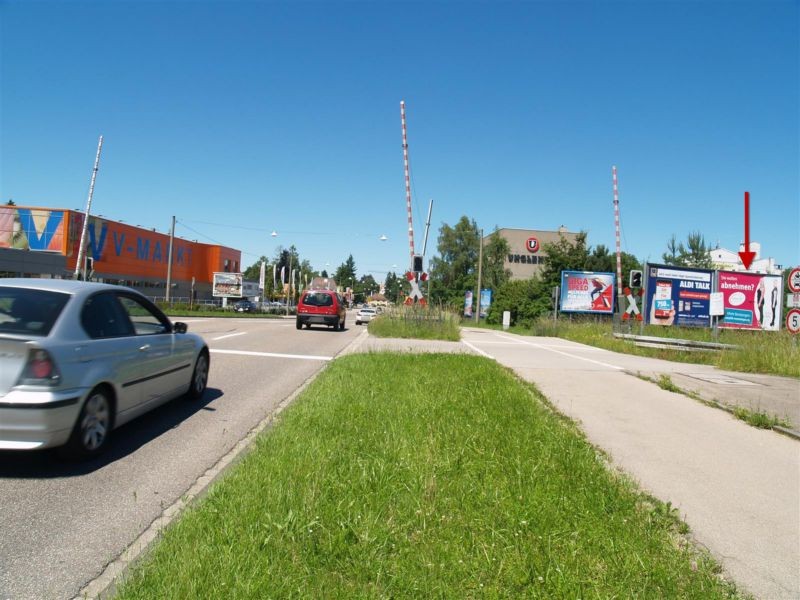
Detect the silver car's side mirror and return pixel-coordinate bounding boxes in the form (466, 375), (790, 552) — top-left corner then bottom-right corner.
(173, 322), (188, 334)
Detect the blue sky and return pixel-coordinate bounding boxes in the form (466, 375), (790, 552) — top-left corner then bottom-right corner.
(1, 0), (797, 280)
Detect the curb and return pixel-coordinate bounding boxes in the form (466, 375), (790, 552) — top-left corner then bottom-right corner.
(73, 333), (364, 600)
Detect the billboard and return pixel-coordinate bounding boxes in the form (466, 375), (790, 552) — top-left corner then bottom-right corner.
(718, 271), (783, 330)
(213, 272), (243, 298)
(464, 290), (473, 318)
(645, 265), (712, 327)
(559, 271), (615, 314)
(479, 289), (492, 318)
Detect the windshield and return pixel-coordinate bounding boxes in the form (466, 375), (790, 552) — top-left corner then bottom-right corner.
(0, 287), (70, 336)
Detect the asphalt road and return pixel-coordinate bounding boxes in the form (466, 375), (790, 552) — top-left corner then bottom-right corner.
(0, 314), (360, 600)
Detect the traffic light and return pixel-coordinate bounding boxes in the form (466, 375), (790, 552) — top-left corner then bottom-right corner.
(412, 255), (423, 273)
(629, 270), (643, 288)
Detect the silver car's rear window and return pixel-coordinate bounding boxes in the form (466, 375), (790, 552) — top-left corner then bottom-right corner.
(0, 287), (70, 336)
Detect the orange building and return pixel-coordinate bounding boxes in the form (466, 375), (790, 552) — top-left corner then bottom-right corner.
(0, 205), (240, 301)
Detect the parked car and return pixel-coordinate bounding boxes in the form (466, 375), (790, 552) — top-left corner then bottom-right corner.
(296, 289), (346, 330)
(0, 279), (209, 458)
(355, 307), (378, 325)
(232, 299), (257, 313)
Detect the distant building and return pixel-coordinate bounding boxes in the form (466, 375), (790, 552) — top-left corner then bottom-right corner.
(0, 205), (241, 301)
(487, 226), (579, 281)
(708, 242), (782, 274)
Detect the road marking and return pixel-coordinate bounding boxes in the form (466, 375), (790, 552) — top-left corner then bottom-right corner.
(461, 340), (494, 358)
(212, 332), (248, 341)
(210, 349), (332, 361)
(492, 333), (623, 371)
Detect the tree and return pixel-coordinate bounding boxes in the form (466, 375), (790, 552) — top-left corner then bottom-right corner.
(481, 228), (512, 292)
(383, 271), (403, 303)
(334, 254), (357, 289)
(585, 244), (643, 289)
(243, 256), (269, 281)
(357, 274), (379, 301)
(429, 216), (481, 307)
(662, 232), (713, 269)
(538, 231), (590, 289)
(663, 234), (681, 265)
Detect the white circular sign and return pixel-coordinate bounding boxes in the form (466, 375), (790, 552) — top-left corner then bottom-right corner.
(788, 267), (800, 293)
(787, 308), (800, 334)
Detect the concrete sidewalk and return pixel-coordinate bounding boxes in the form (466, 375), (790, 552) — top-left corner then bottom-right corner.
(349, 328), (800, 599)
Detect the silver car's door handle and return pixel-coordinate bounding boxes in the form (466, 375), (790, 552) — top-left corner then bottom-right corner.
(139, 344), (150, 352)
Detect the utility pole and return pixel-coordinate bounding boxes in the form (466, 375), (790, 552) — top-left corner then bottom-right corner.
(74, 135), (104, 279)
(166, 215), (175, 303)
(474, 228), (483, 323)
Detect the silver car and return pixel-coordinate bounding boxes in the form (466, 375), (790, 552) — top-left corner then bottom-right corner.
(355, 307), (378, 325)
(0, 279), (209, 458)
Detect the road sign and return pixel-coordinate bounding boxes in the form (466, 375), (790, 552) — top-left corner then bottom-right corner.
(787, 294), (800, 308)
(786, 309), (800, 334)
(622, 287), (643, 321)
(788, 267), (800, 293)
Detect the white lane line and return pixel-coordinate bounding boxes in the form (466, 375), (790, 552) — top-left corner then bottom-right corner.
(461, 340), (494, 359)
(212, 332), (248, 341)
(471, 340), (530, 345)
(210, 349), (332, 361)
(492, 332), (623, 370)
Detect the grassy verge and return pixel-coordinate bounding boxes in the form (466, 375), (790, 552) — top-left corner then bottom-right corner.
(473, 319), (799, 378)
(368, 305), (460, 341)
(116, 354), (740, 599)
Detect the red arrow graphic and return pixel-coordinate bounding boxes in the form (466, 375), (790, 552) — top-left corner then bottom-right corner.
(738, 191), (755, 269)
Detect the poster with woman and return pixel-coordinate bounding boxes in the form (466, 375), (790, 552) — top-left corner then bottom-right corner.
(718, 271), (783, 331)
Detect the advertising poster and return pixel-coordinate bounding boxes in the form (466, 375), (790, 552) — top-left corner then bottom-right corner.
(0, 207), (66, 251)
(718, 271), (783, 331)
(645, 265), (712, 327)
(479, 289), (492, 318)
(559, 271), (615, 314)
(213, 272), (243, 298)
(464, 290), (473, 318)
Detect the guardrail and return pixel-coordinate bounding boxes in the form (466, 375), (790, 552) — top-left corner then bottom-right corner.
(612, 333), (738, 352)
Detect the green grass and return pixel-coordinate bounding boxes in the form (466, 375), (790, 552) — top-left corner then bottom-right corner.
(368, 305), (461, 341)
(474, 318), (799, 378)
(115, 354), (741, 599)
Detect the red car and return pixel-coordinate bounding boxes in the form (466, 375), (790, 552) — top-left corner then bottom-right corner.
(296, 290), (347, 331)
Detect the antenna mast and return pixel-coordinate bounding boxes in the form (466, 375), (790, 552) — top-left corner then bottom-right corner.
(400, 101), (416, 269)
(612, 165), (623, 310)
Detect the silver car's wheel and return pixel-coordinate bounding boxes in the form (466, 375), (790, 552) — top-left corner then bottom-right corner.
(187, 351), (209, 400)
(61, 387), (114, 459)
(81, 391), (111, 451)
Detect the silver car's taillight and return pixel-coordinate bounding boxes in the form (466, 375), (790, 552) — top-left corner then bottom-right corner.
(18, 349), (62, 386)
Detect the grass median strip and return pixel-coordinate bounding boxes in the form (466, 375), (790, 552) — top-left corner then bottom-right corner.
(116, 353), (741, 599)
